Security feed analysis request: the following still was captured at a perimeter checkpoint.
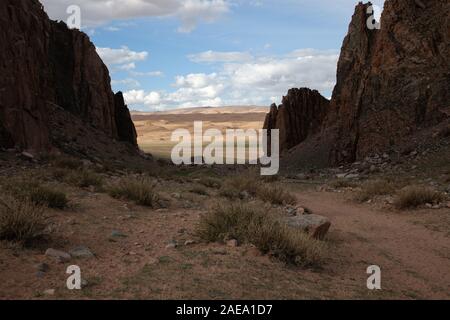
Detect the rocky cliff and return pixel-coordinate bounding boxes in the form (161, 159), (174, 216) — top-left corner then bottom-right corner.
(263, 88), (329, 153)
(0, 0), (137, 155)
(266, 0), (450, 167)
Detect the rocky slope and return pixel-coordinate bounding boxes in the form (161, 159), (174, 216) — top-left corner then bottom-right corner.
(266, 0), (450, 167)
(0, 0), (137, 156)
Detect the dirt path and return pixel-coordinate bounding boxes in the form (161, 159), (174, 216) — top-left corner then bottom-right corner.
(295, 191), (450, 299)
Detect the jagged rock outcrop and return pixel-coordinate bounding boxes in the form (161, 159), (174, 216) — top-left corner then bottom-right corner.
(0, 0), (137, 154)
(327, 0), (449, 163)
(263, 88), (329, 153)
(266, 0), (449, 166)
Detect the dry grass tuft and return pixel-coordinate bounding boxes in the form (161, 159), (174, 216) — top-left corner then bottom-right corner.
(108, 176), (160, 207)
(0, 196), (47, 246)
(197, 201), (325, 266)
(2, 179), (68, 209)
(67, 170), (103, 189)
(394, 186), (444, 209)
(256, 184), (297, 206)
(220, 174), (296, 205)
(189, 185), (209, 196)
(51, 156), (83, 170)
(329, 179), (358, 189)
(355, 179), (396, 202)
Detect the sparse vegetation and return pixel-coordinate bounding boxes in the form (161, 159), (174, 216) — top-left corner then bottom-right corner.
(67, 169), (103, 189)
(197, 201), (325, 266)
(0, 196), (47, 246)
(256, 184), (297, 205)
(2, 179), (68, 209)
(329, 179), (358, 189)
(355, 179), (396, 202)
(394, 186), (444, 209)
(189, 185), (209, 196)
(108, 176), (160, 207)
(197, 177), (222, 189)
(29, 186), (69, 209)
(219, 174), (296, 205)
(51, 156), (83, 170)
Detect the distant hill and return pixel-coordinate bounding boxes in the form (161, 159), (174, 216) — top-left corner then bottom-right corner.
(132, 106), (269, 116)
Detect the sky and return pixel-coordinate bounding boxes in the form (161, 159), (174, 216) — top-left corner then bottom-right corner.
(40, 0), (384, 111)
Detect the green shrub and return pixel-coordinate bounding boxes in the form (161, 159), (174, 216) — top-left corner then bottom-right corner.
(67, 170), (103, 189)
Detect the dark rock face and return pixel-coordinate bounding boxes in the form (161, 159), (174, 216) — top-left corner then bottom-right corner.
(266, 0), (449, 166)
(0, 0), (138, 153)
(327, 0), (449, 164)
(263, 88), (330, 153)
(114, 92), (138, 146)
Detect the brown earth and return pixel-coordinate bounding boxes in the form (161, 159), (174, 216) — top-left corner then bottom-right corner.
(0, 151), (448, 300)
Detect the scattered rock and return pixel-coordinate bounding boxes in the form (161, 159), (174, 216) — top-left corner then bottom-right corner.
(165, 241), (178, 249)
(43, 289), (55, 296)
(171, 193), (181, 199)
(81, 279), (89, 288)
(110, 230), (127, 238)
(184, 240), (196, 246)
(239, 191), (250, 200)
(227, 239), (239, 247)
(20, 151), (35, 160)
(35, 262), (49, 273)
(45, 248), (71, 263)
(69, 246), (95, 259)
(284, 214), (331, 240)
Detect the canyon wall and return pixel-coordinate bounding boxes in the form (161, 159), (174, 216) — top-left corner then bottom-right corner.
(265, 0), (450, 166)
(0, 0), (137, 154)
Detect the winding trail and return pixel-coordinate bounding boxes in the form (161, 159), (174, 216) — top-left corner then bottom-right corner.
(296, 191), (450, 299)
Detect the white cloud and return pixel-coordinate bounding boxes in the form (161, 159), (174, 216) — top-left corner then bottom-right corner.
(176, 0), (229, 33)
(96, 46), (148, 66)
(130, 70), (165, 77)
(111, 78), (141, 88)
(188, 50), (253, 63)
(40, 0), (230, 32)
(123, 49), (339, 111)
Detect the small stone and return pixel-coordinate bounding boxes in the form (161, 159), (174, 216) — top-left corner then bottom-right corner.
(239, 191), (250, 200)
(35, 262), (49, 273)
(425, 203), (433, 208)
(147, 257), (158, 265)
(43, 289), (55, 296)
(81, 279), (89, 288)
(20, 151), (35, 160)
(227, 239), (238, 247)
(45, 248), (71, 263)
(184, 240), (196, 246)
(296, 206), (306, 215)
(432, 205), (440, 209)
(171, 193), (181, 199)
(69, 246), (94, 259)
(110, 230), (127, 238)
(166, 241), (178, 249)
